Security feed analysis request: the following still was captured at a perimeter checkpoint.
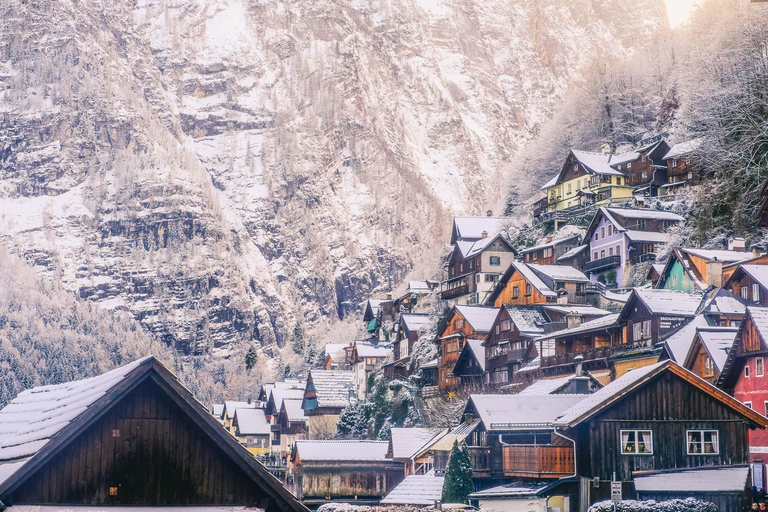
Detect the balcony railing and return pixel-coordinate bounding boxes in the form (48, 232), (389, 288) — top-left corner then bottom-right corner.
(630, 253), (657, 264)
(585, 255), (621, 273)
(502, 444), (574, 478)
(468, 446), (490, 476)
(441, 275), (473, 300)
(541, 345), (617, 369)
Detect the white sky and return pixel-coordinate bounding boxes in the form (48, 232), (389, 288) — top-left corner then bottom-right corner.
(665, 0), (705, 28)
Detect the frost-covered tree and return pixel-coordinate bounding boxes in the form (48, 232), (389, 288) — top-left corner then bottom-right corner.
(441, 440), (473, 504)
(245, 345), (259, 372)
(336, 402), (371, 439)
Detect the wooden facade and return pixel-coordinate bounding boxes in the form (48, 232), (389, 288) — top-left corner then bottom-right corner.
(442, 234), (516, 303)
(491, 266), (550, 307)
(483, 307), (543, 386)
(437, 308), (492, 391)
(726, 265), (768, 307)
(0, 358), (307, 512)
(521, 235), (581, 266)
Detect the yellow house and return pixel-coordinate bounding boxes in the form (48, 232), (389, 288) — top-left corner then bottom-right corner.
(541, 150), (636, 212)
(233, 408), (271, 455)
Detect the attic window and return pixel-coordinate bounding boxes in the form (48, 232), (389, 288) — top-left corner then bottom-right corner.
(109, 487), (119, 496)
(454, 318), (464, 330)
(112, 429), (120, 438)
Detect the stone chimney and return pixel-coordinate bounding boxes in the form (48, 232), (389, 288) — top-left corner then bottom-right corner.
(556, 291), (569, 305)
(481, 230), (488, 239)
(569, 355), (591, 394)
(486, 210), (493, 217)
(566, 313), (583, 328)
(753, 245), (763, 259)
(574, 355), (584, 376)
(706, 259), (723, 288)
(728, 237), (746, 252)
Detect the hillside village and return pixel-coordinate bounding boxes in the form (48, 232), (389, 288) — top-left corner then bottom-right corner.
(196, 136), (768, 510)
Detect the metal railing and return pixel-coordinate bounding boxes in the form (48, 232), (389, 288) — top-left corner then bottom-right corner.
(585, 255), (621, 272)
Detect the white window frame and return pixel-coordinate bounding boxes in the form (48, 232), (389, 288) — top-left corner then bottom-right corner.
(742, 286), (749, 300)
(686, 429), (719, 455)
(620, 429), (654, 455)
(745, 402), (753, 409)
(758, 357), (764, 377)
(754, 284), (761, 303)
(746, 364), (751, 378)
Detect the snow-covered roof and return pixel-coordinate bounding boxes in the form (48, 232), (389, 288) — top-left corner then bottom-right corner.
(366, 298), (388, 315)
(504, 306), (550, 336)
(282, 399), (307, 423)
(518, 375), (576, 395)
(452, 216), (507, 241)
(389, 427), (445, 459)
(234, 408), (270, 436)
(606, 208), (685, 222)
(702, 288), (748, 316)
(740, 265), (768, 289)
(421, 358), (439, 369)
(323, 342), (349, 362)
(748, 307), (768, 345)
(269, 387), (305, 413)
(401, 313), (433, 332)
(355, 341), (392, 358)
(427, 419), (480, 452)
(517, 356), (541, 373)
(464, 339), (487, 371)
(469, 394), (583, 431)
(610, 150), (641, 167)
(381, 474), (445, 505)
(634, 466), (749, 493)
(663, 138), (703, 160)
(212, 403), (224, 417)
(572, 150), (625, 176)
(511, 262), (557, 298)
(541, 305), (611, 317)
(223, 400), (257, 420)
(540, 174), (559, 190)
(528, 263), (590, 284)
(662, 315), (710, 363)
(697, 328), (739, 373)
(557, 244), (588, 261)
(305, 370), (356, 408)
(294, 440), (389, 462)
(407, 280), (432, 293)
(624, 230), (672, 243)
(520, 234), (581, 255)
(455, 305), (500, 333)
(683, 248), (755, 263)
(0, 357), (151, 478)
(555, 362), (666, 426)
(469, 480), (553, 498)
(536, 314), (619, 342)
(456, 233), (509, 258)
(632, 289), (704, 316)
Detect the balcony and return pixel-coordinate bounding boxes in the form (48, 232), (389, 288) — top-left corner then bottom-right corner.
(441, 275), (472, 300)
(585, 255), (621, 273)
(468, 446), (490, 477)
(541, 345), (617, 369)
(630, 253), (657, 265)
(505, 347), (528, 363)
(533, 197), (549, 218)
(502, 444), (574, 479)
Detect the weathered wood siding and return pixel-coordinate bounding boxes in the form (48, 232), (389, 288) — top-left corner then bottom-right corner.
(438, 310), (484, 390)
(295, 463), (402, 500)
(12, 379), (267, 506)
(493, 270), (548, 307)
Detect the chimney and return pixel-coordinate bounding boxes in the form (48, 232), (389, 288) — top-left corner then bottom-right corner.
(556, 290), (568, 304)
(486, 210), (493, 217)
(569, 355), (590, 394)
(481, 230), (488, 239)
(566, 313), (583, 328)
(386, 293), (392, 300)
(706, 259), (723, 288)
(601, 142), (613, 155)
(546, 236), (553, 243)
(574, 355), (584, 377)
(753, 245), (763, 259)
(728, 237), (746, 252)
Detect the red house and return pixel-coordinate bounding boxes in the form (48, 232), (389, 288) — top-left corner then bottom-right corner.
(718, 306), (768, 491)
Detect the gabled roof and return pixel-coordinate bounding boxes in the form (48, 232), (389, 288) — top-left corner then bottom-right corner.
(454, 339), (486, 373)
(701, 287), (749, 316)
(518, 374), (602, 395)
(302, 370), (355, 411)
(730, 264), (768, 290)
(354, 340), (392, 358)
(541, 304), (611, 317)
(401, 313), (433, 333)
(692, 328), (739, 373)
(389, 427), (445, 460)
(451, 216), (508, 243)
(557, 244), (588, 262)
(520, 234), (581, 255)
(663, 138), (703, 160)
(661, 315), (711, 363)
(620, 289), (704, 319)
(658, 248), (755, 291)
(425, 419), (480, 452)
(503, 305), (551, 337)
(407, 280), (433, 293)
(553, 360), (768, 428)
(0, 356), (307, 511)
(717, 307), (768, 389)
(323, 342), (349, 362)
(528, 263), (589, 284)
(469, 480), (559, 499)
(571, 150), (626, 176)
(468, 394), (582, 431)
(535, 313), (620, 342)
(508, 262), (557, 299)
(454, 305), (500, 334)
(223, 400), (256, 420)
(455, 233), (515, 259)
(292, 440), (389, 462)
(381, 474), (445, 505)
(234, 408), (271, 436)
(267, 385), (305, 416)
(584, 207), (683, 242)
(212, 403), (225, 417)
(281, 398), (307, 423)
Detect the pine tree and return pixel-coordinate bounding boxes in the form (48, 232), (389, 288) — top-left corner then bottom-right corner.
(441, 440), (474, 504)
(304, 336), (318, 366)
(245, 345), (258, 372)
(291, 323), (305, 354)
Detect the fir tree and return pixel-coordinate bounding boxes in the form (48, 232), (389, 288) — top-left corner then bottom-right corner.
(245, 345), (258, 372)
(441, 440), (474, 504)
(304, 336), (318, 366)
(336, 402), (370, 438)
(291, 323), (305, 354)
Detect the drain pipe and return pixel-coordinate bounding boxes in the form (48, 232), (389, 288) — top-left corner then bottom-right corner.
(553, 426), (578, 478)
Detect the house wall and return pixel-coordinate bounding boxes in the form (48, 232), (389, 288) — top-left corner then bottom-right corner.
(11, 380), (268, 506)
(573, 373), (750, 484)
(545, 154), (629, 211)
(622, 298), (689, 346)
(613, 355), (661, 379)
(294, 462), (403, 500)
(493, 270), (549, 307)
(438, 310), (484, 390)
(588, 215), (627, 285)
(729, 271), (768, 307)
(663, 259), (696, 291)
(688, 341), (719, 384)
(733, 355), (768, 452)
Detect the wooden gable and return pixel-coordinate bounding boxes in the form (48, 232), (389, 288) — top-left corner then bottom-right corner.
(554, 151), (592, 186)
(0, 360), (306, 512)
(491, 267), (548, 307)
(682, 332), (719, 383)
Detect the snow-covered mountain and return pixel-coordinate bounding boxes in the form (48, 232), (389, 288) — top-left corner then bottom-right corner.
(0, 0), (667, 355)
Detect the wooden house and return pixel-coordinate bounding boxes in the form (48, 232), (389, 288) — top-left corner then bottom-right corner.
(390, 281), (437, 316)
(450, 215), (509, 244)
(386, 427), (446, 477)
(0, 356), (307, 511)
(583, 207), (683, 286)
(681, 327), (739, 384)
(288, 440), (403, 504)
(273, 398), (308, 455)
(363, 296), (394, 338)
(233, 408), (271, 455)
(482, 305), (550, 386)
(221, 400), (257, 435)
(657, 247), (755, 291)
(717, 307), (768, 490)
(488, 262), (589, 307)
(619, 289), (704, 347)
(301, 370), (357, 439)
(556, 244), (589, 272)
(723, 250), (768, 283)
(323, 343), (350, 370)
(441, 232), (517, 304)
(725, 264), (768, 307)
(394, 313), (432, 361)
(350, 340), (392, 397)
(451, 339), (487, 388)
(552, 360), (768, 511)
(660, 138), (703, 195)
(647, 263), (665, 287)
(520, 234), (581, 265)
(609, 138), (671, 194)
(436, 305), (499, 391)
(264, 381), (305, 423)
(419, 418), (486, 477)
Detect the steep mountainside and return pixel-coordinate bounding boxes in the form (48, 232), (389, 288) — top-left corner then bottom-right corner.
(0, 0), (667, 356)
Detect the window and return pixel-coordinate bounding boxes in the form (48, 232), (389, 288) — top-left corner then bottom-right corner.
(512, 286), (520, 299)
(638, 219), (646, 230)
(742, 286), (749, 300)
(567, 183), (572, 193)
(746, 364), (751, 378)
(601, 227), (605, 238)
(764, 401), (768, 416)
(454, 318), (464, 330)
(633, 320), (652, 341)
(485, 274), (498, 282)
(495, 325), (500, 335)
(501, 320), (512, 331)
(490, 256), (501, 266)
(754, 284), (761, 303)
(642, 171), (648, 179)
(444, 340), (459, 353)
(595, 233), (599, 241)
(745, 401), (753, 409)
(525, 283), (532, 295)
(627, 162), (632, 169)
(758, 357), (764, 377)
(601, 250), (606, 259)
(475, 274), (480, 284)
(594, 252), (599, 260)
(703, 355), (714, 378)
(609, 247), (614, 256)
(672, 275), (678, 287)
(616, 245), (621, 257)
(687, 430), (719, 455)
(620, 430), (653, 454)
(492, 369), (509, 383)
(607, 225), (612, 236)
(672, 158), (678, 167)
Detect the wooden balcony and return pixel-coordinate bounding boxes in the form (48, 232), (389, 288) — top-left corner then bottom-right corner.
(468, 446), (490, 477)
(585, 255), (621, 273)
(502, 444), (574, 478)
(440, 276), (472, 300)
(541, 345), (616, 369)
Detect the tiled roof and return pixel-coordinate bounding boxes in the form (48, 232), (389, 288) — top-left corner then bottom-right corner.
(634, 466), (749, 492)
(305, 370), (355, 408)
(426, 419), (479, 452)
(234, 408), (270, 436)
(389, 427), (445, 459)
(381, 474), (445, 505)
(294, 440), (389, 462)
(505, 306), (550, 336)
(633, 289), (704, 316)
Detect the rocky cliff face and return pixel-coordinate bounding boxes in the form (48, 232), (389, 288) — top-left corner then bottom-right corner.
(0, 0), (667, 355)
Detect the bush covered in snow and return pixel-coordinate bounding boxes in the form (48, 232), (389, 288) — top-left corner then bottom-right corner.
(589, 498), (718, 512)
